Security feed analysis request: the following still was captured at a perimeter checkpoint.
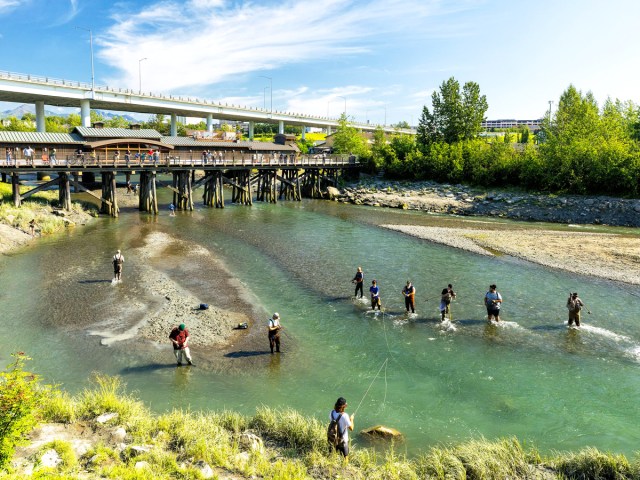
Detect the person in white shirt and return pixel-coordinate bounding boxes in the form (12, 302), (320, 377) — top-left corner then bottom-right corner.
(329, 397), (354, 461)
(267, 312), (281, 353)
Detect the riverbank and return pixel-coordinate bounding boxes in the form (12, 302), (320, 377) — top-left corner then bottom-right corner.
(6, 373), (639, 479)
(383, 225), (640, 285)
(338, 179), (640, 227)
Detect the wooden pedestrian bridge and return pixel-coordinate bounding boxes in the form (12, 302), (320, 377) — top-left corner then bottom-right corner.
(0, 153), (359, 217)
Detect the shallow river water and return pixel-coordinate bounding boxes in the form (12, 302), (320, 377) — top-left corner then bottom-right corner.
(1, 192), (639, 456)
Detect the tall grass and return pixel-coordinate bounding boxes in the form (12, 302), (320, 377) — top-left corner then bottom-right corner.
(17, 375), (640, 479)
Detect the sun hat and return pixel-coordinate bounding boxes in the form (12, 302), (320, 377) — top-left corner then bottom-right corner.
(179, 323), (186, 331)
(272, 313), (280, 319)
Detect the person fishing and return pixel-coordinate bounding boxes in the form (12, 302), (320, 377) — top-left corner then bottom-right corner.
(112, 249), (124, 282)
(268, 312), (282, 354)
(370, 280), (382, 310)
(169, 323), (194, 366)
(328, 397), (354, 462)
(484, 284), (502, 322)
(567, 292), (585, 327)
(439, 288), (453, 321)
(402, 281), (416, 313)
(352, 267), (364, 299)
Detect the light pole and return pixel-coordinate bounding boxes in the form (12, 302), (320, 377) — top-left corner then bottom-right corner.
(383, 106), (387, 126)
(138, 57), (148, 94)
(337, 96), (346, 116)
(263, 86), (270, 110)
(75, 26), (95, 97)
(259, 76), (272, 114)
(548, 100), (553, 123)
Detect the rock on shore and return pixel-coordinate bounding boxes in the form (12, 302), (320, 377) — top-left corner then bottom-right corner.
(334, 180), (640, 227)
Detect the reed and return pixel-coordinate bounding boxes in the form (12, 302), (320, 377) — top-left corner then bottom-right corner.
(549, 447), (638, 479)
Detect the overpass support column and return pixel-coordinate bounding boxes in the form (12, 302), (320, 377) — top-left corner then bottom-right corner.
(171, 113), (177, 136)
(248, 121), (255, 140)
(206, 113), (213, 133)
(278, 120), (284, 135)
(35, 101), (46, 132)
(327, 126), (332, 135)
(301, 126), (306, 140)
(80, 99), (91, 127)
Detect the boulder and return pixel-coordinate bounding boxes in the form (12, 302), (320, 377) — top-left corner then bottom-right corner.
(360, 425), (403, 439)
(326, 186), (341, 199)
(40, 449), (61, 468)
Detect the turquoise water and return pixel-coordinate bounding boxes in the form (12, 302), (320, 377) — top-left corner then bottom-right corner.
(1, 194), (639, 456)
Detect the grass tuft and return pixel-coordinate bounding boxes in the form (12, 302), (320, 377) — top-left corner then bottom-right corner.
(550, 447), (637, 480)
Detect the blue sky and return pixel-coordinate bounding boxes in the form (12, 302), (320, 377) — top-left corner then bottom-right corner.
(1, 0), (639, 125)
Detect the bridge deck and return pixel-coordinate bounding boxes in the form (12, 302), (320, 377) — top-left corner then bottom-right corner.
(0, 154), (359, 172)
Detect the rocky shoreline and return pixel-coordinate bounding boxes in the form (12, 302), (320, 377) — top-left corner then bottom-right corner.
(333, 179), (640, 227)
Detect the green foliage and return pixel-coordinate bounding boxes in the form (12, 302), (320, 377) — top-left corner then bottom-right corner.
(417, 77), (488, 151)
(250, 406), (325, 453)
(550, 447), (637, 480)
(39, 439), (78, 470)
(332, 114), (369, 156)
(75, 373), (148, 423)
(0, 353), (48, 469)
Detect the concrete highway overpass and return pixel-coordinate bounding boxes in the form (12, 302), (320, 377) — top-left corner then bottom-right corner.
(0, 70), (415, 138)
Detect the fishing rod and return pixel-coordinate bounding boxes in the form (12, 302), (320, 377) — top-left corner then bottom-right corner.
(353, 357), (389, 416)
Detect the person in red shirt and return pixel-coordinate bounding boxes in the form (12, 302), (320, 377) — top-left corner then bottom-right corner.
(169, 323), (194, 366)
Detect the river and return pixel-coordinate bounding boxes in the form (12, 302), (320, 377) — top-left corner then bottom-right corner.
(1, 191), (639, 457)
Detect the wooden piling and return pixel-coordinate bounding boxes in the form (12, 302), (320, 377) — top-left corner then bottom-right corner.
(57, 172), (71, 211)
(12, 172), (21, 207)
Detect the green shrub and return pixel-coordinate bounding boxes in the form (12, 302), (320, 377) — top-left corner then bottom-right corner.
(0, 353), (48, 469)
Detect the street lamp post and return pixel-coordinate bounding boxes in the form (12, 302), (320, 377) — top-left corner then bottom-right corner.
(139, 57), (148, 94)
(337, 96), (346, 116)
(263, 86), (270, 110)
(259, 76), (272, 114)
(383, 106), (387, 126)
(75, 26), (95, 97)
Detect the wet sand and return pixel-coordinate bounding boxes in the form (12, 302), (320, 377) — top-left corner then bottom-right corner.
(382, 225), (640, 285)
(89, 231), (276, 372)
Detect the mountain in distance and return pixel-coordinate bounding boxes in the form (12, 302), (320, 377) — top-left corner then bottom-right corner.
(0, 104), (143, 122)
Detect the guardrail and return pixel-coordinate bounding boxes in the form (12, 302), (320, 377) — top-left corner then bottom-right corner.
(0, 153), (359, 170)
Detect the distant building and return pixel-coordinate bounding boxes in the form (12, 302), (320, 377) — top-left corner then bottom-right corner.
(481, 119), (542, 131)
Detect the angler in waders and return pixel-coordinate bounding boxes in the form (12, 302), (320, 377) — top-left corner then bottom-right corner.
(567, 292), (585, 327)
(112, 250), (124, 282)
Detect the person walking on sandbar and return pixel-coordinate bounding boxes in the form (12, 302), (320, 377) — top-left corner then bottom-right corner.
(567, 292), (585, 327)
(484, 284), (502, 322)
(169, 323), (194, 366)
(402, 281), (416, 313)
(352, 267), (364, 298)
(112, 249), (124, 282)
(268, 312), (282, 353)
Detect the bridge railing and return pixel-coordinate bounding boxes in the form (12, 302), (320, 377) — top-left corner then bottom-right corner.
(0, 152), (359, 169)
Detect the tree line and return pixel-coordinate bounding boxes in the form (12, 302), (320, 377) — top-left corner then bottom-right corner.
(332, 78), (640, 197)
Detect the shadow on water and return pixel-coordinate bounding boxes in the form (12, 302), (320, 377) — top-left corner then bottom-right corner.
(119, 363), (177, 375)
(78, 279), (113, 284)
(224, 350), (273, 358)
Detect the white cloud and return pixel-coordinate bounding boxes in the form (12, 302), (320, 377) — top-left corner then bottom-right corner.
(0, 0), (26, 14)
(98, 0), (471, 94)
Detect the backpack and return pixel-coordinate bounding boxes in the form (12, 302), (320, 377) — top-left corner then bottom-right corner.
(327, 413), (343, 446)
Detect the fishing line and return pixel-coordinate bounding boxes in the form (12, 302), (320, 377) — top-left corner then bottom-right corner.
(353, 357), (388, 416)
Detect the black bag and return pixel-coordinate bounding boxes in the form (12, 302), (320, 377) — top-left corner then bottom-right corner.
(327, 413), (343, 446)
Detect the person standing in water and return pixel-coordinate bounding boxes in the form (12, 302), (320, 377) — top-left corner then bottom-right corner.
(329, 397), (354, 462)
(567, 292), (585, 327)
(484, 284), (502, 322)
(268, 312), (282, 353)
(402, 281), (416, 313)
(370, 280), (381, 310)
(112, 249), (125, 282)
(439, 288), (453, 321)
(169, 323), (194, 366)
(352, 267), (364, 298)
